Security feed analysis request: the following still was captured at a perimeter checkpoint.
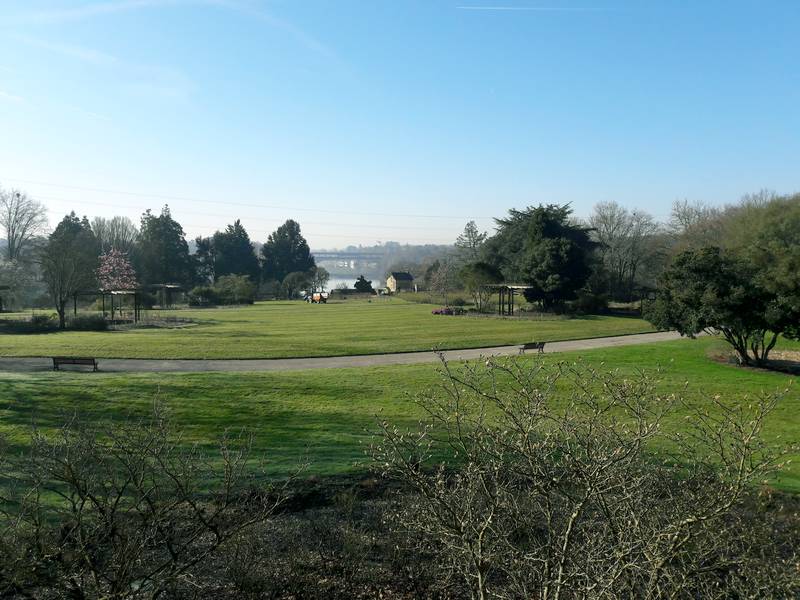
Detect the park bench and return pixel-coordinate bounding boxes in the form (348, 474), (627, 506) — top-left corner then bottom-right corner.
(519, 342), (545, 355)
(52, 357), (98, 372)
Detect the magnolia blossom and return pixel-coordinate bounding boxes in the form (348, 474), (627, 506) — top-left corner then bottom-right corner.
(96, 249), (138, 291)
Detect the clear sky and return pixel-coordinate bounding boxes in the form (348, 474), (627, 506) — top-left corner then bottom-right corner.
(1, 0), (798, 248)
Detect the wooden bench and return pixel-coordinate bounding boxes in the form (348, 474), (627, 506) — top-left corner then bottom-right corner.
(519, 342), (545, 355)
(52, 357), (98, 372)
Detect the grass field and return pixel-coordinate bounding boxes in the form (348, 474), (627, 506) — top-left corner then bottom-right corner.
(1, 337), (797, 490)
(0, 299), (655, 359)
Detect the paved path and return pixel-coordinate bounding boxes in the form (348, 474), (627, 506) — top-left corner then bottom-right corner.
(0, 331), (682, 373)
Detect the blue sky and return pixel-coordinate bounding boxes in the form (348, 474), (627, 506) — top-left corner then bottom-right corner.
(1, 0), (798, 247)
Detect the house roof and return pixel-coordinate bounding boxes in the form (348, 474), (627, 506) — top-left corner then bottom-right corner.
(390, 272), (414, 281)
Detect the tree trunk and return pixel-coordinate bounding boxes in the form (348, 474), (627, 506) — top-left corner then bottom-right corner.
(57, 302), (66, 330)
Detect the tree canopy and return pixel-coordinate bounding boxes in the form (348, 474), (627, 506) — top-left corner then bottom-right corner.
(261, 220), (315, 283)
(212, 220), (260, 282)
(644, 246), (793, 365)
(135, 206), (195, 287)
(354, 275), (374, 293)
(38, 213), (100, 328)
(483, 204), (597, 309)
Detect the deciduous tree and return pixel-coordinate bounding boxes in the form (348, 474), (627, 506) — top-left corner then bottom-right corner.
(589, 201), (661, 301)
(96, 249), (138, 291)
(0, 187), (47, 261)
(91, 216), (139, 254)
(460, 261), (502, 312)
(38, 213), (100, 329)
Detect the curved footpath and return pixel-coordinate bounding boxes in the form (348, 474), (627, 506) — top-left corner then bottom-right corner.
(0, 331), (682, 373)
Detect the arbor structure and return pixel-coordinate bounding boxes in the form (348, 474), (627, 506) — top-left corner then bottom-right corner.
(261, 220), (315, 284)
(0, 187), (47, 261)
(38, 213), (100, 329)
(483, 204), (597, 310)
(135, 206), (194, 287)
(460, 261), (502, 312)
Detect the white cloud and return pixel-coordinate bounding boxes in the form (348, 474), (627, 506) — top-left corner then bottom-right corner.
(0, 90), (24, 102)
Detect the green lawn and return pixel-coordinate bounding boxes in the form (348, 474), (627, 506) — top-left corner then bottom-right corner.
(0, 299), (655, 359)
(1, 337), (797, 490)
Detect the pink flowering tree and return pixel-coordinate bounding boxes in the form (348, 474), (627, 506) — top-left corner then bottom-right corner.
(96, 249), (138, 291)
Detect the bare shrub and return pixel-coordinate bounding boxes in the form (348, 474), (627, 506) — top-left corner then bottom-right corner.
(0, 406), (292, 599)
(373, 356), (799, 600)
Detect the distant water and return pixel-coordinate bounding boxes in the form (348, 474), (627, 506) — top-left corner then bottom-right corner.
(327, 275), (384, 290)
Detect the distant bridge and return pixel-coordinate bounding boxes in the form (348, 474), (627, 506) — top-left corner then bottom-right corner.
(312, 252), (384, 261)
(312, 251), (384, 273)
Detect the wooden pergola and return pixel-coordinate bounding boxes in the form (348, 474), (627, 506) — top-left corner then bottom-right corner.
(72, 289), (143, 323)
(486, 284), (534, 316)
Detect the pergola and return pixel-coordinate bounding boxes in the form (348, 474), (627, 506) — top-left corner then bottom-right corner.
(71, 289), (143, 323)
(486, 284), (534, 316)
(150, 284), (183, 308)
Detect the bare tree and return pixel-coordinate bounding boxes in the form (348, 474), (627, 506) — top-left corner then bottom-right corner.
(589, 201), (661, 301)
(374, 356), (797, 599)
(310, 265), (331, 292)
(0, 406), (294, 599)
(429, 256), (457, 306)
(92, 215), (139, 253)
(0, 187), (48, 261)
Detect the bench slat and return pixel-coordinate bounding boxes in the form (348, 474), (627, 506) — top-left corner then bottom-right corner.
(52, 357), (98, 371)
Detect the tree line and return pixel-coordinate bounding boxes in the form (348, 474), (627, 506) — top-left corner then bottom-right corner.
(2, 182), (798, 357)
(427, 191), (798, 366)
(0, 185), (329, 326)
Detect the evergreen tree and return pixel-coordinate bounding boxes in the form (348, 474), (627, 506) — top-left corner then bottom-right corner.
(212, 220), (260, 282)
(260, 220), (315, 283)
(135, 206), (194, 287)
(193, 236), (215, 284)
(455, 221), (487, 263)
(483, 204), (597, 310)
(354, 275), (374, 293)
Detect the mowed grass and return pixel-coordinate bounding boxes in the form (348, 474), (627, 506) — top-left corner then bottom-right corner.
(0, 299), (655, 359)
(1, 337), (797, 490)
